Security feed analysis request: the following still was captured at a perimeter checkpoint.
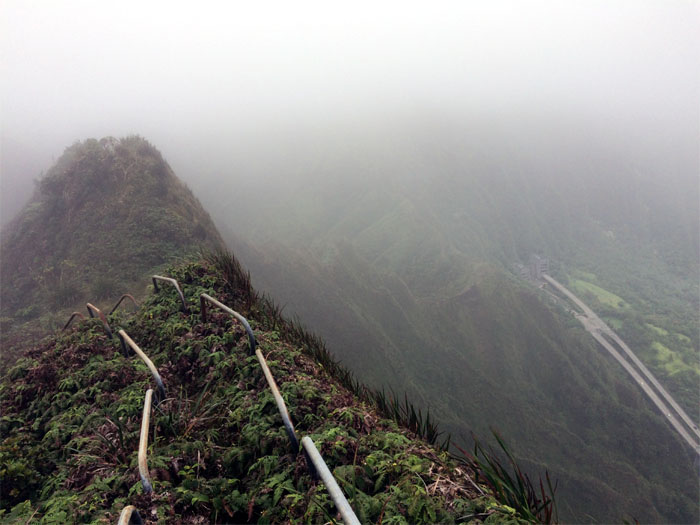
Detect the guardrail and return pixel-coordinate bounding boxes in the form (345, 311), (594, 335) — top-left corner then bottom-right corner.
(117, 505), (144, 524)
(255, 348), (299, 450)
(199, 293), (256, 355)
(199, 293), (297, 445)
(109, 294), (138, 316)
(138, 389), (154, 494)
(302, 436), (361, 525)
(60, 277), (359, 522)
(86, 302), (113, 338)
(197, 291), (357, 522)
(63, 311), (86, 331)
(117, 330), (166, 403)
(152, 275), (188, 312)
(65, 293), (138, 332)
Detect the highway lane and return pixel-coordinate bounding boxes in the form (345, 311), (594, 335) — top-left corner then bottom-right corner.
(542, 274), (700, 453)
(602, 328), (700, 442)
(581, 317), (699, 452)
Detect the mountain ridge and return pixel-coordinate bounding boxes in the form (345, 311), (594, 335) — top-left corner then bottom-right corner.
(0, 136), (223, 368)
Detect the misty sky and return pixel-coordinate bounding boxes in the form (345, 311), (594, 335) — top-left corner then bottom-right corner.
(1, 0), (699, 205)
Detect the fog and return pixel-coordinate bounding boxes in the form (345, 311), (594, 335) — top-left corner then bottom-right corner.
(1, 0), (698, 224)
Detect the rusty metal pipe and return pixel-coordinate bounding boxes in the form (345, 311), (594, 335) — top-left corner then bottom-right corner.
(117, 330), (166, 403)
(152, 275), (188, 312)
(255, 348), (299, 450)
(138, 389), (154, 494)
(199, 293), (256, 355)
(109, 294), (138, 316)
(86, 303), (113, 338)
(63, 311), (85, 330)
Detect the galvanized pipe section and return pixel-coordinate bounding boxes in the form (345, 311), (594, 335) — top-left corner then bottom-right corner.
(138, 389), (154, 494)
(200, 293), (256, 355)
(301, 436), (360, 525)
(255, 348), (299, 450)
(117, 505), (144, 525)
(63, 311), (86, 330)
(109, 293), (139, 316)
(117, 330), (166, 403)
(86, 303), (113, 338)
(152, 275), (188, 312)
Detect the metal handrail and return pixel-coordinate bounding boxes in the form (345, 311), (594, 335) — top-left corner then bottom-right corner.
(301, 436), (361, 525)
(256, 348), (299, 450)
(117, 505), (143, 524)
(86, 302), (113, 338)
(152, 275), (188, 312)
(199, 294), (357, 519)
(63, 311), (86, 330)
(117, 330), (166, 403)
(138, 389), (154, 494)
(200, 293), (256, 355)
(109, 294), (139, 316)
(108, 287), (358, 521)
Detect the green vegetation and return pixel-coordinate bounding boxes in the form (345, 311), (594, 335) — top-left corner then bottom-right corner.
(564, 264), (699, 419)
(458, 433), (558, 525)
(0, 136), (223, 370)
(0, 255), (535, 523)
(213, 158), (699, 523)
(651, 342), (697, 377)
(646, 324), (669, 337)
(569, 279), (629, 310)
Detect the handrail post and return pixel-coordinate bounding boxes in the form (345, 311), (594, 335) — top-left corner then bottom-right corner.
(86, 303), (113, 338)
(63, 311), (85, 331)
(200, 294), (208, 323)
(301, 436), (360, 525)
(199, 293), (256, 355)
(109, 294), (139, 316)
(138, 389), (154, 494)
(117, 505), (144, 525)
(152, 275), (188, 313)
(117, 330), (166, 403)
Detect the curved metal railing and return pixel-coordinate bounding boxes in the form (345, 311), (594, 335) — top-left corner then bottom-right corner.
(256, 347), (299, 450)
(152, 275), (188, 313)
(199, 293), (256, 355)
(138, 389), (154, 494)
(302, 436), (361, 525)
(117, 330), (166, 403)
(63, 311), (86, 331)
(109, 294), (139, 316)
(197, 292), (357, 522)
(56, 277), (360, 523)
(117, 505), (144, 525)
(86, 302), (114, 338)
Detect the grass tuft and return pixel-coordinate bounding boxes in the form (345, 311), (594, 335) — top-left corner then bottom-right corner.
(455, 430), (558, 524)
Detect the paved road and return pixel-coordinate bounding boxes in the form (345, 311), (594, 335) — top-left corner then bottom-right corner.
(542, 274), (700, 454)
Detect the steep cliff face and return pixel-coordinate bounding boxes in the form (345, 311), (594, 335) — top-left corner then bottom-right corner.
(0, 136), (223, 363)
(0, 254), (529, 524)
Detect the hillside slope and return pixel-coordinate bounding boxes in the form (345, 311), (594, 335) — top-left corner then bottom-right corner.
(226, 232), (699, 523)
(0, 253), (532, 524)
(0, 136), (223, 365)
(212, 130), (700, 523)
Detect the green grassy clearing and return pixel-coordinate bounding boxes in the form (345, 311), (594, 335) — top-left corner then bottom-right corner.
(605, 318), (623, 330)
(570, 279), (629, 310)
(646, 323), (669, 337)
(651, 341), (699, 376)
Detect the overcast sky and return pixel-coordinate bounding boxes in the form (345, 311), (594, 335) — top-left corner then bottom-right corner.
(1, 0), (698, 194)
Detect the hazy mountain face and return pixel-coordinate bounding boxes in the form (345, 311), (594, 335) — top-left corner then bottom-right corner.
(211, 116), (699, 522)
(2, 1), (698, 523)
